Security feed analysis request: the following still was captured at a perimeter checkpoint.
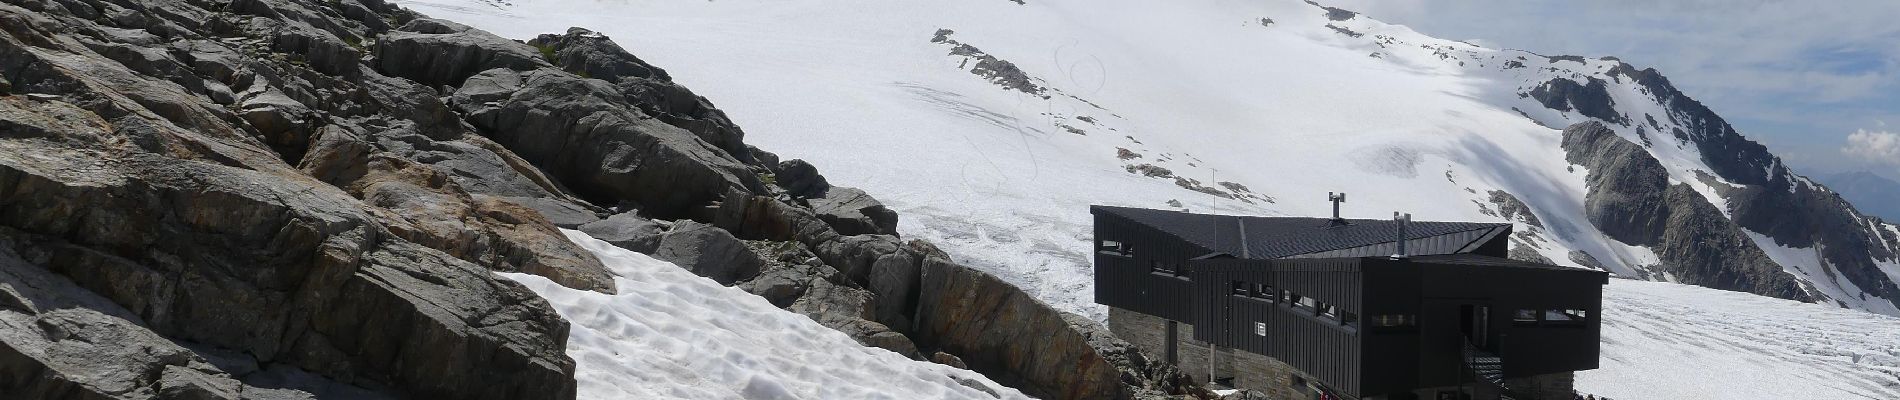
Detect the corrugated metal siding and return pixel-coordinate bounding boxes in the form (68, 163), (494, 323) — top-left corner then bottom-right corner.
(1190, 258), (1365, 397)
(1094, 211), (1214, 322)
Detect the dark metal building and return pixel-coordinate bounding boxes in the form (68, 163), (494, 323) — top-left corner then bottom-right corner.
(1092, 205), (1607, 400)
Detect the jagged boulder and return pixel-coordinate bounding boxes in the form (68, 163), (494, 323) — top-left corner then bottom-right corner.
(650, 221), (766, 285)
(372, 18), (549, 87)
(527, 27), (754, 162)
(451, 67), (761, 217)
(578, 212), (669, 254)
(811, 186), (901, 236)
(911, 255), (1127, 400)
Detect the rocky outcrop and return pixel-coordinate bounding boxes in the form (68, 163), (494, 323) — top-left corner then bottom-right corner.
(0, 0), (615, 397)
(1561, 122), (1807, 300)
(372, 18), (549, 87)
(1529, 76), (1626, 125)
(913, 253), (1204, 400)
(527, 28), (755, 163)
(450, 67), (761, 218)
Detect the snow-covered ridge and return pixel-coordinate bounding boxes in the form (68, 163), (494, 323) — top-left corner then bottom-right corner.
(494, 230), (1026, 400)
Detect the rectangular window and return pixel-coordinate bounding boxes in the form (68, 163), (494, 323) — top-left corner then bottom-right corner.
(1513, 309), (1539, 324)
(1342, 312), (1359, 326)
(1545, 309), (1587, 323)
(1151, 261), (1179, 276)
(1318, 303), (1339, 319)
(1296, 296), (1317, 310)
(1231, 281), (1249, 296)
(1373, 314), (1415, 327)
(1251, 283), (1273, 300)
(1099, 240), (1130, 256)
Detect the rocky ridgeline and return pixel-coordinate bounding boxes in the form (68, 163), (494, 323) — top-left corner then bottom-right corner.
(1530, 61), (1900, 309)
(0, 0), (1200, 399)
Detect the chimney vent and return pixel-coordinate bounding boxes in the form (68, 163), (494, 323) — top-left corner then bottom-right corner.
(1328, 192), (1348, 225)
(1390, 212), (1412, 259)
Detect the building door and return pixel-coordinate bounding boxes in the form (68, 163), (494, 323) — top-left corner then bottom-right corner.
(1459, 304), (1490, 349)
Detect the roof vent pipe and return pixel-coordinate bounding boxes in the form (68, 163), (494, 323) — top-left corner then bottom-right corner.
(1391, 212), (1411, 259)
(1328, 192), (1348, 225)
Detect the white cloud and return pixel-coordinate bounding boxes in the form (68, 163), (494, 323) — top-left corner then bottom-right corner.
(1844, 129), (1900, 165)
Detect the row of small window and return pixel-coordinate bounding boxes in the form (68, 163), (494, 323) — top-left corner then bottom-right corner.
(1229, 281), (1359, 326)
(1099, 240), (1133, 257)
(1514, 308), (1588, 324)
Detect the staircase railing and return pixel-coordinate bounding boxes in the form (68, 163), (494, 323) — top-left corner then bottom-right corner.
(1461, 338), (1523, 400)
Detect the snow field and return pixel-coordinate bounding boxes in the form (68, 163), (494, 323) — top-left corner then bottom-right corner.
(492, 230), (1027, 400)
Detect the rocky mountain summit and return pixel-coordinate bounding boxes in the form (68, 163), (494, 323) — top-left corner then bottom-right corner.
(0, 0), (1200, 398)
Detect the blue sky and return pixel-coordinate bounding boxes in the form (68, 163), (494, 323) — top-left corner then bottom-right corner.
(1330, 0), (1900, 181)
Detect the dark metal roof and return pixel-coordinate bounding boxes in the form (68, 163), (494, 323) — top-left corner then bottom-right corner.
(1091, 205), (1509, 259)
(1403, 254), (1587, 272)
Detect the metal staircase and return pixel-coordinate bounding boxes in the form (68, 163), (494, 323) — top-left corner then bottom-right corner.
(1462, 339), (1521, 400)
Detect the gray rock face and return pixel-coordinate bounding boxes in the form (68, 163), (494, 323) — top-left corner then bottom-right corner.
(651, 221), (766, 285)
(578, 212), (668, 253)
(1602, 64), (1900, 309)
(452, 68), (762, 217)
(811, 186), (902, 236)
(371, 18), (550, 88)
(911, 254), (1127, 400)
(527, 28), (755, 162)
(1560, 122), (1807, 301)
(1487, 190), (1543, 229)
(0, 0), (586, 398)
(1529, 76), (1626, 125)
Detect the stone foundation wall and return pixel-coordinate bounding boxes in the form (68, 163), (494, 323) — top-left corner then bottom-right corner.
(1107, 307), (1235, 385)
(1505, 372), (1575, 400)
(1108, 307), (1346, 399)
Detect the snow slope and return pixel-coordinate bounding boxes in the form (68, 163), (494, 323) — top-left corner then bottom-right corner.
(493, 230), (1027, 400)
(1581, 279), (1900, 400)
(399, 0), (1900, 319)
(402, 0), (1900, 397)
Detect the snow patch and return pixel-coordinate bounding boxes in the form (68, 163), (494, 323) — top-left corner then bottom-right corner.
(491, 230), (1026, 400)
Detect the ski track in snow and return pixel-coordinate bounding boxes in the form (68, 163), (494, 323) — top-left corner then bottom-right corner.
(493, 230), (1027, 400)
(398, 0), (1900, 397)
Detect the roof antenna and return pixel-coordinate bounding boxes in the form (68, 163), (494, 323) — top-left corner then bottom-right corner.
(1328, 192), (1348, 225)
(1390, 212), (1411, 259)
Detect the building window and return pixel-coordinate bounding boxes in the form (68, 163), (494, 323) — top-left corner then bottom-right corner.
(1231, 281), (1249, 296)
(1318, 303), (1339, 319)
(1513, 309), (1539, 324)
(1099, 240), (1130, 256)
(1372, 314), (1415, 327)
(1342, 312), (1359, 327)
(1295, 295), (1317, 310)
(1545, 309), (1587, 323)
(1152, 261), (1179, 276)
(1254, 322), (1267, 336)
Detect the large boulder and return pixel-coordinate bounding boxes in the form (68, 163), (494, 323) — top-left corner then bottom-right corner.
(649, 221), (766, 285)
(911, 255), (1127, 400)
(326, 153), (615, 292)
(451, 68), (761, 217)
(527, 27), (754, 162)
(810, 186), (901, 236)
(578, 212), (669, 254)
(371, 18), (549, 88)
